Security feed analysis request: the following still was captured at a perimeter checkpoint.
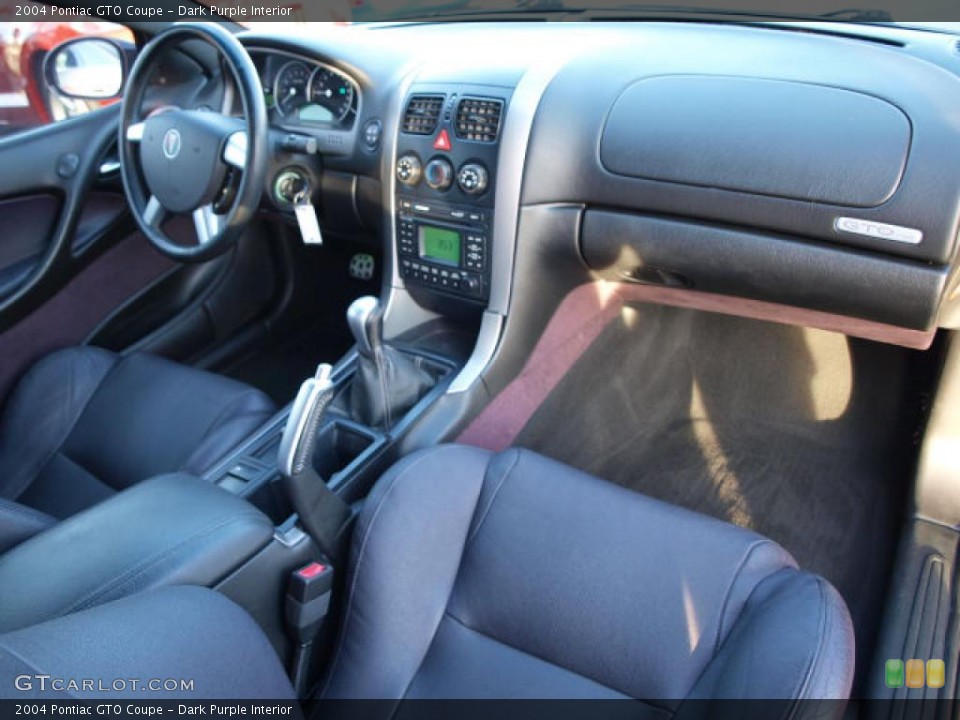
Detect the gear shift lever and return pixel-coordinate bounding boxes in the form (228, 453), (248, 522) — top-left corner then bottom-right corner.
(346, 296), (434, 429)
(346, 295), (383, 359)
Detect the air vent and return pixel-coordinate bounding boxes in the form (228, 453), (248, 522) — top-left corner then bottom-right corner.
(402, 94), (444, 135)
(455, 97), (503, 143)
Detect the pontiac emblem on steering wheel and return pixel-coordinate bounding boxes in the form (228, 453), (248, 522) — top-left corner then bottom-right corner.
(162, 129), (181, 160)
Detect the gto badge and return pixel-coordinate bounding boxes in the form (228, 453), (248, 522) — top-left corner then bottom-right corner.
(162, 128), (182, 160)
(834, 217), (922, 245)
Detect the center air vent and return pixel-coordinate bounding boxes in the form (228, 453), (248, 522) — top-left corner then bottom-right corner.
(455, 97), (503, 143)
(402, 94), (444, 135)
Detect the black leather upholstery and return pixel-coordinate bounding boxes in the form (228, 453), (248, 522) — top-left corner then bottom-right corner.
(0, 445), (855, 705)
(0, 347), (275, 520)
(321, 445), (855, 705)
(0, 500), (55, 554)
(0, 586), (295, 699)
(0, 473), (274, 633)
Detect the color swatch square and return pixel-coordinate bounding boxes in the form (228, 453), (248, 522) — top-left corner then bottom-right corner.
(927, 660), (945, 689)
(885, 659), (904, 688)
(906, 659), (925, 688)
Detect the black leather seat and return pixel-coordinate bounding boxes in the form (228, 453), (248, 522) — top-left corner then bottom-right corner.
(320, 445), (855, 703)
(0, 445), (855, 706)
(0, 586), (296, 700)
(0, 347), (274, 549)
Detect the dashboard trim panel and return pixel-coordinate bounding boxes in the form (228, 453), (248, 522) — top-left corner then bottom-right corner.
(448, 52), (574, 394)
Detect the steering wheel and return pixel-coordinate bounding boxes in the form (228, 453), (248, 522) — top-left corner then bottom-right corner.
(119, 23), (267, 262)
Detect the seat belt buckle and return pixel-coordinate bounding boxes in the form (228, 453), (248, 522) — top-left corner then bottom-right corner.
(285, 561), (334, 644)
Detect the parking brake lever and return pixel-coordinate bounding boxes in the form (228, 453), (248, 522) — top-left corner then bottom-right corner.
(278, 364), (352, 561)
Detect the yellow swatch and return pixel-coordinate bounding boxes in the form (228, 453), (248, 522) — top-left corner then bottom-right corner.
(927, 660), (945, 689)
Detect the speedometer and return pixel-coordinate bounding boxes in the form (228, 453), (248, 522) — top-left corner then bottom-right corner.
(273, 61), (311, 118)
(308, 67), (355, 124)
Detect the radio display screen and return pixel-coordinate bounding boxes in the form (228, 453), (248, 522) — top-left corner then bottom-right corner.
(419, 225), (461, 266)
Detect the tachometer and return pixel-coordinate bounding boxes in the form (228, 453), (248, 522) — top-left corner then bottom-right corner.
(308, 67), (355, 124)
(273, 61), (311, 117)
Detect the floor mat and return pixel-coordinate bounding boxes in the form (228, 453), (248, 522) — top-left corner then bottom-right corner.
(513, 303), (935, 691)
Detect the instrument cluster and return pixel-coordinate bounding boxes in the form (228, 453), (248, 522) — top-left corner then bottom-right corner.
(251, 50), (359, 129)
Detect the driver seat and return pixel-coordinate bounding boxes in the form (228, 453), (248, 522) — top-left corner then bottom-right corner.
(0, 346), (275, 549)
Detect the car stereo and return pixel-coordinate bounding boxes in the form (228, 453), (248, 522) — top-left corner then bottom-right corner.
(393, 85), (508, 307)
(396, 197), (489, 301)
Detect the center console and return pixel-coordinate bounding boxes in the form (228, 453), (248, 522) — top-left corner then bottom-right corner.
(394, 85), (511, 309)
(204, 323), (456, 510)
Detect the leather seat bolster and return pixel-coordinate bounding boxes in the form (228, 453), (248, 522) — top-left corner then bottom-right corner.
(0, 347), (117, 503)
(0, 499), (56, 554)
(683, 569), (855, 705)
(321, 444), (494, 699)
(0, 586), (295, 699)
(0, 473), (274, 633)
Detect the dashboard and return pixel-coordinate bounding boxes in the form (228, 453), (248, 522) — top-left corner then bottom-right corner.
(228, 21), (960, 349)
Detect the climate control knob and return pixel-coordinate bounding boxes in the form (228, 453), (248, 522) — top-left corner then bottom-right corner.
(457, 162), (489, 195)
(396, 153), (422, 186)
(424, 158), (454, 191)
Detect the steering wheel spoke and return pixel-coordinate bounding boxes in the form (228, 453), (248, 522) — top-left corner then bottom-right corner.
(223, 131), (247, 169)
(143, 195), (168, 228)
(126, 122), (145, 143)
(193, 204), (223, 245)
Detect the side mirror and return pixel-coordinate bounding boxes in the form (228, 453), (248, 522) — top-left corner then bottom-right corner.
(43, 37), (130, 101)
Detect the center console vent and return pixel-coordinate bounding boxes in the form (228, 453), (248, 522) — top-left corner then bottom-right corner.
(402, 94), (444, 135)
(455, 97), (503, 143)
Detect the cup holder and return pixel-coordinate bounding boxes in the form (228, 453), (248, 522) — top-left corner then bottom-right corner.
(312, 421), (377, 480)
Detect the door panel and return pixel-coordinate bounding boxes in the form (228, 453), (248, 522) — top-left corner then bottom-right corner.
(0, 104), (124, 328)
(0, 229), (174, 403)
(0, 194), (59, 274)
(0, 194), (59, 294)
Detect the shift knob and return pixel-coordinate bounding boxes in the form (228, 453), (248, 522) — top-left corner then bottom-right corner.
(346, 296), (383, 358)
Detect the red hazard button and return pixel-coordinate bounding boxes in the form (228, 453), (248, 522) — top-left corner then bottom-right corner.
(433, 129), (451, 151)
